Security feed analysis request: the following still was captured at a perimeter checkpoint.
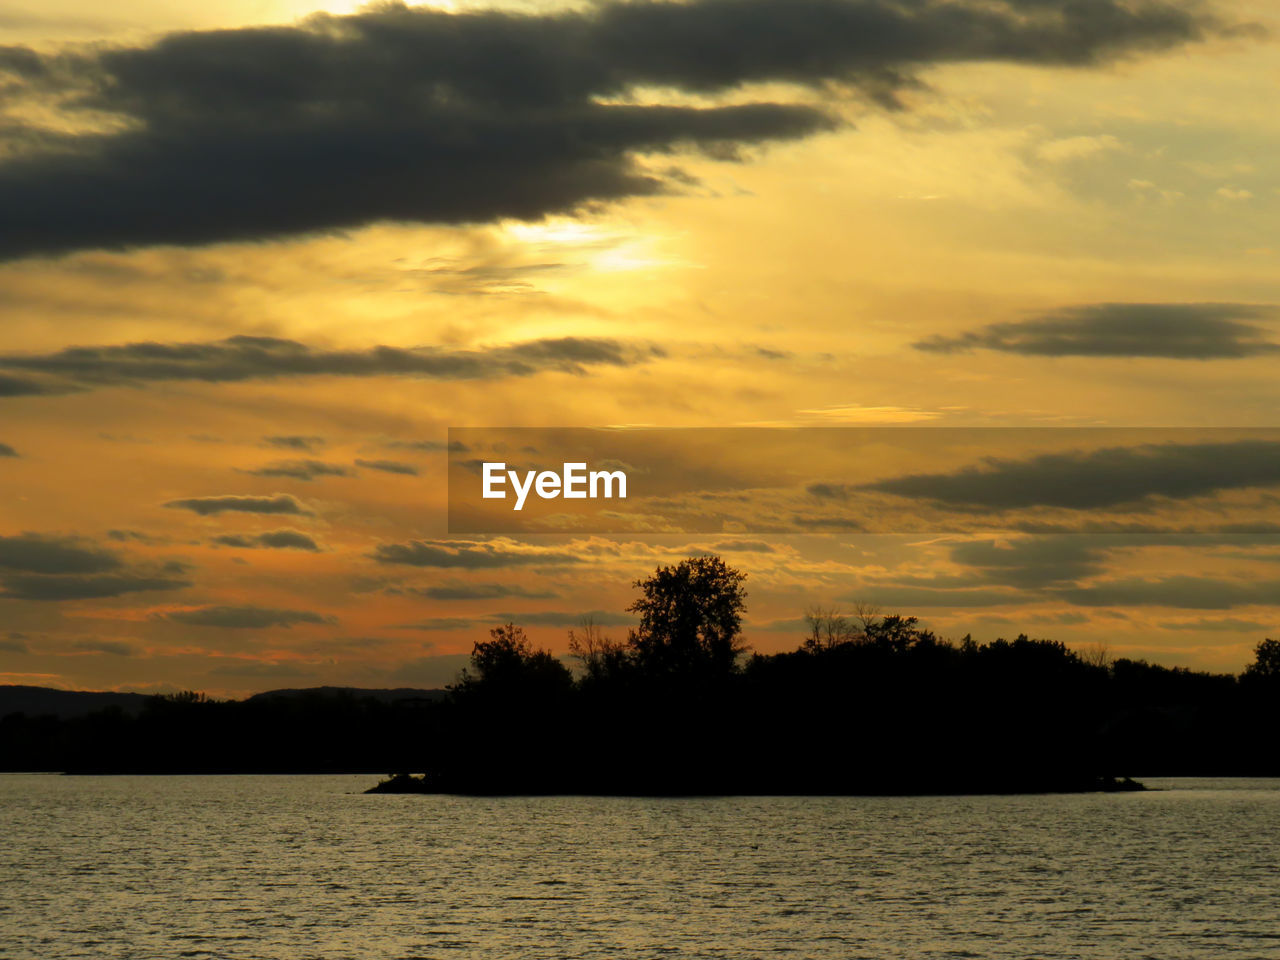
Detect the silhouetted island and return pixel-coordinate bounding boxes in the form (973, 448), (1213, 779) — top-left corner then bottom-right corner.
(4, 557), (1279, 793)
(363, 772), (1149, 795)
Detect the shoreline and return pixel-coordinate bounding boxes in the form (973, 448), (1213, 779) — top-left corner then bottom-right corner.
(363, 772), (1148, 796)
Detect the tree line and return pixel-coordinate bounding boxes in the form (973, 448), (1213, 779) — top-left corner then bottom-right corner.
(3, 555), (1279, 793)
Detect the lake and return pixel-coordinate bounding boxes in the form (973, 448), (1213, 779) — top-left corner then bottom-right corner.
(2, 776), (1277, 958)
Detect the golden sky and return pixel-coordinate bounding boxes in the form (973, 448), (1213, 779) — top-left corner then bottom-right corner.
(2, 0), (1280, 695)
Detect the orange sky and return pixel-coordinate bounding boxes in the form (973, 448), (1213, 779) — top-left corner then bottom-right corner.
(2, 0), (1279, 695)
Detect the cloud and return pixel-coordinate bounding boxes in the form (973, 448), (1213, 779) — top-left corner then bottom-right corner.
(206, 659), (312, 678)
(354, 458), (419, 476)
(707, 539), (776, 553)
(749, 616), (813, 633)
(0, 334), (659, 395)
(164, 494), (310, 516)
(0, 634), (29, 653)
(162, 605), (336, 628)
(1035, 134), (1124, 163)
(755, 347), (792, 360)
(0, 572), (190, 600)
(385, 439), (468, 453)
(862, 440), (1280, 510)
(1159, 617), (1273, 632)
(72, 639), (137, 656)
(806, 483), (851, 501)
(414, 581), (557, 600)
(0, 533), (121, 574)
(263, 435), (325, 451)
(839, 584), (1030, 608)
(1051, 576), (1280, 609)
(246, 459), (352, 481)
(0, 533), (190, 600)
(0, 443), (16, 457)
(0, 0), (1225, 260)
(210, 529), (320, 551)
(1029, 611), (1091, 626)
(489, 609), (636, 627)
(371, 539), (582, 568)
(107, 529), (165, 544)
(949, 536), (1109, 588)
(915, 303), (1280, 358)
(395, 618), (481, 632)
(0, 373), (77, 397)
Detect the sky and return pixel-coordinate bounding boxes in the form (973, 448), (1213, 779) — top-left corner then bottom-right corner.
(2, 0), (1279, 696)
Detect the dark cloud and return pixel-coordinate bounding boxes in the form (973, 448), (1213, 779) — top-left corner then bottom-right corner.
(263, 435), (325, 451)
(1159, 617), (1273, 632)
(0, 442), (16, 457)
(839, 584), (1030, 608)
(0, 373), (75, 397)
(0, 533), (189, 600)
(163, 605), (336, 628)
(414, 581), (557, 600)
(354, 458), (419, 476)
(206, 659), (311, 678)
(0, 533), (121, 574)
(384, 439), (468, 452)
(106, 529), (166, 544)
(395, 618), (481, 632)
(371, 539), (582, 568)
(0, 634), (29, 653)
(211, 529), (320, 551)
(0, 572), (190, 600)
(788, 514), (867, 531)
(1029, 611), (1092, 626)
(707, 539), (776, 553)
(1051, 576), (1280, 609)
(72, 638), (136, 656)
(915, 303), (1280, 358)
(164, 494), (309, 516)
(750, 616), (813, 633)
(246, 459), (352, 481)
(489, 609), (636, 627)
(0, 0), (1224, 260)
(0, 334), (658, 395)
(863, 440), (1280, 510)
(942, 532), (1280, 594)
(949, 536), (1108, 588)
(806, 483), (851, 500)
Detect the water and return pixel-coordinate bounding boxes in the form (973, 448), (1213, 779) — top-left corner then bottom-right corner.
(2, 775), (1278, 959)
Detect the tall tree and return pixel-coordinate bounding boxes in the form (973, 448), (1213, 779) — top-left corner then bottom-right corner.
(627, 556), (748, 678)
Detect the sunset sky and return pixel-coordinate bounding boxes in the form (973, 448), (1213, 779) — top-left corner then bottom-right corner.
(2, 0), (1279, 696)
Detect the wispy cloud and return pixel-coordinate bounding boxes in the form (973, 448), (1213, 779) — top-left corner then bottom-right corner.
(915, 303), (1280, 359)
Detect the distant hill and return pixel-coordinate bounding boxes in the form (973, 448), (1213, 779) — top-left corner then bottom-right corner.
(0, 685), (152, 720)
(0, 684), (448, 722)
(245, 686), (447, 704)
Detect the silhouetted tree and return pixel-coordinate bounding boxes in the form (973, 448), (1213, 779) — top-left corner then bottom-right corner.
(1244, 638), (1280, 681)
(567, 616), (629, 684)
(456, 623), (573, 694)
(626, 556), (748, 677)
(864, 614), (936, 654)
(802, 607), (859, 651)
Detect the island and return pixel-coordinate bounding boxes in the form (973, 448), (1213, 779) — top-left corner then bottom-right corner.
(4, 557), (1277, 792)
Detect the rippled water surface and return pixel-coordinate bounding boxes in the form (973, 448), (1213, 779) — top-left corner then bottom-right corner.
(3, 775), (1278, 959)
